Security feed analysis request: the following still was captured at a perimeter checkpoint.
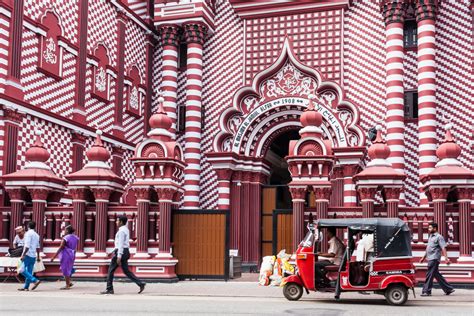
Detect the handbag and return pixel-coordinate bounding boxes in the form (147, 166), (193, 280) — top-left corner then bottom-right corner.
(33, 259), (45, 273)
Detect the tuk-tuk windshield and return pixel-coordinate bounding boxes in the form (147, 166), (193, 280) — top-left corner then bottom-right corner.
(300, 230), (315, 248)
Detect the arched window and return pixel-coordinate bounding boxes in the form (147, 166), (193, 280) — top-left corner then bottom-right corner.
(38, 11), (63, 79)
(125, 66), (144, 117)
(91, 44), (111, 102)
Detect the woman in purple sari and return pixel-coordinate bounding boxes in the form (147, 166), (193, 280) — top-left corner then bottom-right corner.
(51, 225), (79, 289)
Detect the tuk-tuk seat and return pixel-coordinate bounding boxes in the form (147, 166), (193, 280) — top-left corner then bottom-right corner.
(324, 265), (339, 272)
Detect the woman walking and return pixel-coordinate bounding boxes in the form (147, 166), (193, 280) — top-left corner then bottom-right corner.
(50, 225), (79, 290)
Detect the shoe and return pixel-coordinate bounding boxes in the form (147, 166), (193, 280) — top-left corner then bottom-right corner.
(100, 290), (114, 295)
(420, 292), (431, 297)
(138, 283), (146, 294)
(445, 289), (455, 295)
(17, 288), (29, 291)
(31, 280), (41, 291)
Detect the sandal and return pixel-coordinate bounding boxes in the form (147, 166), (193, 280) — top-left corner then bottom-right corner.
(60, 286), (71, 290)
(17, 288), (29, 291)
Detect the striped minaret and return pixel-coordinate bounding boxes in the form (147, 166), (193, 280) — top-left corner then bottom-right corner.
(416, 0), (438, 206)
(159, 24), (181, 134)
(182, 23), (208, 209)
(381, 0), (406, 206)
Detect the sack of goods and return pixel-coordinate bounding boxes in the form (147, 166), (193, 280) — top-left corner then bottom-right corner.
(258, 249), (295, 287)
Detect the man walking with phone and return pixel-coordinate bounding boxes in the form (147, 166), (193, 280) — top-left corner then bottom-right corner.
(100, 215), (146, 295)
(420, 222), (455, 296)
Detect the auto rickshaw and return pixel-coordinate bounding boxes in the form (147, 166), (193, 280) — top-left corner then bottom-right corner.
(283, 218), (416, 305)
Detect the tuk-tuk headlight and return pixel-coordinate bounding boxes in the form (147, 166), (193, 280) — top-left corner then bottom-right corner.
(296, 253), (307, 260)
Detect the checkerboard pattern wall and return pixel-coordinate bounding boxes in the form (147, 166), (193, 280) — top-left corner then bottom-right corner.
(17, 115), (72, 178)
(20, 29), (77, 119)
(121, 150), (136, 185)
(245, 10), (343, 84)
(87, 0), (118, 67)
(24, 0), (79, 45)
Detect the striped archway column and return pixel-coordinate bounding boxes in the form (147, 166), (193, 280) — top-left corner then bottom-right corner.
(159, 24), (181, 135)
(416, 0), (438, 206)
(182, 22), (208, 209)
(381, 0), (406, 206)
(342, 164), (359, 207)
(215, 169), (232, 210)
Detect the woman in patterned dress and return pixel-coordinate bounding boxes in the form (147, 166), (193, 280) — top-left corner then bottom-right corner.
(50, 225), (79, 290)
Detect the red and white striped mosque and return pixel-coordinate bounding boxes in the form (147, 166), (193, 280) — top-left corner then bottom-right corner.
(0, 0), (473, 283)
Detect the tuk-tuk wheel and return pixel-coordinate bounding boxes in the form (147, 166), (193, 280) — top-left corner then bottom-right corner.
(384, 285), (408, 306)
(283, 283), (303, 301)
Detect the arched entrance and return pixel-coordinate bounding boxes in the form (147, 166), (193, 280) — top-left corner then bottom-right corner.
(207, 37), (366, 267)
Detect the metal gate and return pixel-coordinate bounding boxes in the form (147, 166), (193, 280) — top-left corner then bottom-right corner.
(172, 209), (230, 280)
(272, 209), (293, 254)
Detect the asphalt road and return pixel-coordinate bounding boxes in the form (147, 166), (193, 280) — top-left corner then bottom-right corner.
(0, 281), (473, 315)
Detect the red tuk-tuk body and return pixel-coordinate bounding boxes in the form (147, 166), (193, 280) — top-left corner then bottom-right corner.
(283, 218), (416, 306)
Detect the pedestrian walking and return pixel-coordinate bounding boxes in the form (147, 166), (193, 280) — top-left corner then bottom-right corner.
(18, 221), (41, 291)
(100, 215), (146, 295)
(420, 222), (455, 296)
(50, 225), (79, 290)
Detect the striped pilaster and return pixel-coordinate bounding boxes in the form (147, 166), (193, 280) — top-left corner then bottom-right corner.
(416, 3), (438, 206)
(182, 23), (207, 209)
(342, 165), (358, 207)
(384, 21), (406, 205)
(159, 25), (180, 135)
(230, 171), (241, 250)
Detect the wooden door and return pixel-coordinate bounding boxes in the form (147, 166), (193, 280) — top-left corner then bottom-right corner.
(273, 210), (293, 254)
(261, 187), (276, 257)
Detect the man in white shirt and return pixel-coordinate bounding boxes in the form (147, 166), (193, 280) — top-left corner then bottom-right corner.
(8, 226), (25, 257)
(19, 221), (41, 291)
(315, 227), (345, 286)
(356, 233), (374, 262)
(101, 215), (146, 294)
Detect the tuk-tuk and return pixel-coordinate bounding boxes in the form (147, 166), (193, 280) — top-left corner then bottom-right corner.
(283, 218), (416, 306)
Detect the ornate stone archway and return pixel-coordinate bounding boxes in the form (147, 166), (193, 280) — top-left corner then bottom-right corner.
(206, 37), (368, 265)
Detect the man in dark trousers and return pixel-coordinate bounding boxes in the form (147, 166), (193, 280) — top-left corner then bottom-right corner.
(419, 222), (455, 296)
(100, 215), (146, 295)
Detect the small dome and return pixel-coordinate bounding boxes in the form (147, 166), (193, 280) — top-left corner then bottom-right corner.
(301, 94), (322, 127)
(86, 129), (110, 163)
(25, 129), (50, 163)
(149, 96), (172, 131)
(437, 123), (461, 160)
(368, 125), (390, 160)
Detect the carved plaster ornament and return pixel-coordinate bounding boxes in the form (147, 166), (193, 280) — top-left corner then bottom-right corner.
(95, 67), (107, 92)
(130, 86), (139, 110)
(43, 37), (57, 64)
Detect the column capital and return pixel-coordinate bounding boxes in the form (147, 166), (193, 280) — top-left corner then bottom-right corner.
(28, 188), (50, 201)
(3, 107), (24, 125)
(215, 169), (233, 181)
(231, 170), (242, 182)
(133, 186), (151, 201)
(331, 166), (344, 179)
(69, 187), (88, 201)
(289, 186), (307, 201)
(416, 0), (438, 22)
(358, 186), (378, 201)
(342, 164), (360, 177)
(428, 186), (449, 201)
(380, 0), (407, 25)
(156, 187), (177, 201)
(457, 187), (473, 201)
(183, 22), (208, 45)
(92, 187), (112, 201)
(158, 24), (181, 47)
(313, 186), (332, 201)
(384, 186), (402, 201)
(6, 188), (26, 201)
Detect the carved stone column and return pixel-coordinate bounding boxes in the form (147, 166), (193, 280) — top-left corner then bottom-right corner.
(215, 169), (232, 210)
(134, 186), (151, 258)
(359, 186), (378, 218)
(69, 187), (87, 257)
(157, 187), (176, 255)
(429, 186), (449, 237)
(29, 188), (50, 251)
(6, 188), (25, 242)
(457, 187), (473, 259)
(314, 186), (332, 252)
(91, 188), (112, 257)
(290, 186), (307, 252)
(385, 186), (402, 218)
(230, 171), (242, 250)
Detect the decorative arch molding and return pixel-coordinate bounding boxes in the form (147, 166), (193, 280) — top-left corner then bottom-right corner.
(215, 37), (365, 157)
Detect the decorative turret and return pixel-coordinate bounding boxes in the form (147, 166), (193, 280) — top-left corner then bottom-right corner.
(299, 94), (323, 138)
(366, 125), (391, 167)
(85, 129), (110, 168)
(435, 123), (462, 167)
(147, 96), (174, 141)
(25, 128), (50, 170)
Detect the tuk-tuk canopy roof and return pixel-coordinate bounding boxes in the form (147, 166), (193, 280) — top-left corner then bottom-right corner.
(317, 218), (412, 258)
(317, 218), (409, 232)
